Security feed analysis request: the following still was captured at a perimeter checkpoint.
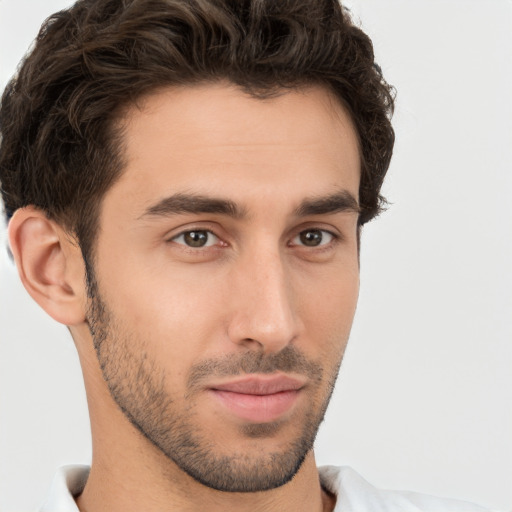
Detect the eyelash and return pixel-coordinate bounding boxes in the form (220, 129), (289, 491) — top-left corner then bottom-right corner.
(168, 227), (340, 250)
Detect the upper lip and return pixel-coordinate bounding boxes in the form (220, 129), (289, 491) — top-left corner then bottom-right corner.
(210, 374), (305, 395)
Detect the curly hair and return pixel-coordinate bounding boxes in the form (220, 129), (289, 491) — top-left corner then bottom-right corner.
(0, 0), (395, 262)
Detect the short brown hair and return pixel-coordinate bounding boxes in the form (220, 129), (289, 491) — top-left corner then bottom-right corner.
(0, 0), (395, 262)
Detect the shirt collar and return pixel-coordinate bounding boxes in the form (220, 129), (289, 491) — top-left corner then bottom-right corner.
(39, 465), (89, 512)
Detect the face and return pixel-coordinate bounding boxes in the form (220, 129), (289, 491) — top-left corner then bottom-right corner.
(87, 83), (361, 492)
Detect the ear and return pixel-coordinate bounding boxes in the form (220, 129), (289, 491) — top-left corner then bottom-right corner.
(8, 207), (87, 326)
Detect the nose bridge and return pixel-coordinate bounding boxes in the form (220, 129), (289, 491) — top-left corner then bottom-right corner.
(228, 242), (299, 353)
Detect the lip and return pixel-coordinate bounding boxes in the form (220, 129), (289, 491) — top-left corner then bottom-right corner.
(208, 374), (305, 423)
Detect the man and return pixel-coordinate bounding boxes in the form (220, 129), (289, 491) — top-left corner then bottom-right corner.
(0, 0), (499, 510)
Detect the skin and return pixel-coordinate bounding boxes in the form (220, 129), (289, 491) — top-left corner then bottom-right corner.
(9, 83), (361, 512)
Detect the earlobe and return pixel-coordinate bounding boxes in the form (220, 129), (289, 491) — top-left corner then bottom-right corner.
(8, 207), (87, 326)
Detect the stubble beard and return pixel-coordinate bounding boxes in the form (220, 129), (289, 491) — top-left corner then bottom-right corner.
(86, 278), (343, 493)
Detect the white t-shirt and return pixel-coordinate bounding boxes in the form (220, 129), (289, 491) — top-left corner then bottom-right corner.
(39, 465), (496, 512)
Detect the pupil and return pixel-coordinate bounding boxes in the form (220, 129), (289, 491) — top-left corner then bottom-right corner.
(300, 230), (322, 246)
(184, 231), (208, 247)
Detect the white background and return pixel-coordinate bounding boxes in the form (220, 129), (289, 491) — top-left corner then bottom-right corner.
(1, 0), (511, 510)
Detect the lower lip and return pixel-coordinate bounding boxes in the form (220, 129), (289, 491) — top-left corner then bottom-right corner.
(210, 389), (300, 423)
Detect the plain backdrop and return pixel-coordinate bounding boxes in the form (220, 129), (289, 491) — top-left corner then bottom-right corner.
(1, 1), (511, 511)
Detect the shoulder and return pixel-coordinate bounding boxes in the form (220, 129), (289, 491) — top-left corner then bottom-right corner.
(319, 465), (497, 512)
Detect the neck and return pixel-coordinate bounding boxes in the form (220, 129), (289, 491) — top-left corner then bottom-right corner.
(77, 448), (332, 512)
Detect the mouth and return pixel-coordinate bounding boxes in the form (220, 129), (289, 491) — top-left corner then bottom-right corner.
(208, 374), (305, 423)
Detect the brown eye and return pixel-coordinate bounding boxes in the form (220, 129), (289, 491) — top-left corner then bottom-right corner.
(172, 230), (218, 248)
(300, 230), (323, 246)
(292, 229), (334, 247)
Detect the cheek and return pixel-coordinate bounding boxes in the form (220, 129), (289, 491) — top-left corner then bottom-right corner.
(298, 265), (359, 354)
(97, 254), (230, 367)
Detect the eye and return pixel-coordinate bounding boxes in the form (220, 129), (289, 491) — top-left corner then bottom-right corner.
(291, 229), (335, 247)
(171, 230), (220, 248)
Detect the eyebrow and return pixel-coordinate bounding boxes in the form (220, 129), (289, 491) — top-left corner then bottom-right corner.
(294, 190), (360, 217)
(140, 193), (246, 219)
(139, 190), (359, 220)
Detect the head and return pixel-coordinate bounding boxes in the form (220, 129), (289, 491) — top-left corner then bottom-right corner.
(0, 0), (394, 495)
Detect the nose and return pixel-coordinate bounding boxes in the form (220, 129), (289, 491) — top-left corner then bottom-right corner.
(227, 248), (301, 354)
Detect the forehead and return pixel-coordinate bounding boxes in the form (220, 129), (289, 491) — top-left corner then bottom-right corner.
(105, 83), (360, 218)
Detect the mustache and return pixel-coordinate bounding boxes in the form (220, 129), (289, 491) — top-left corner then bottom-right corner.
(187, 345), (324, 390)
